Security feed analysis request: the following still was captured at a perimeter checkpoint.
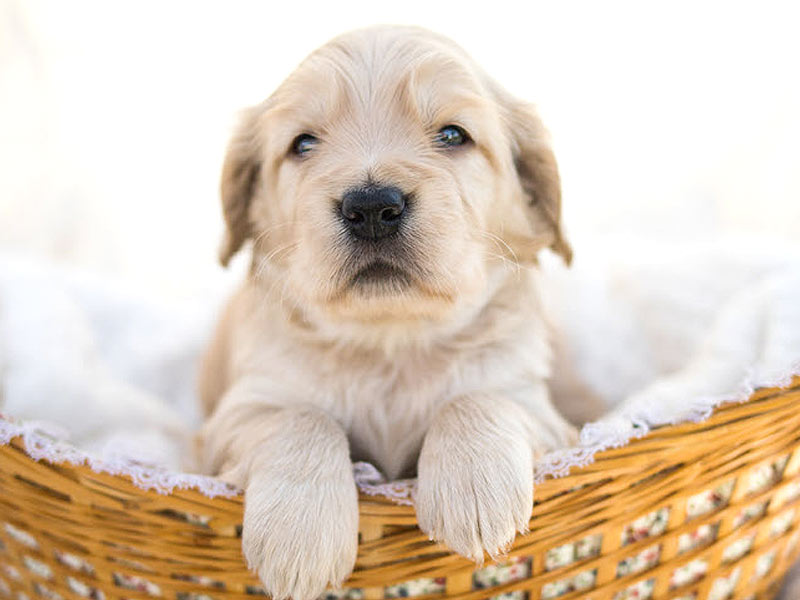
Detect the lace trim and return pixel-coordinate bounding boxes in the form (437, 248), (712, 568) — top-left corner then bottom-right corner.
(1, 364), (798, 506)
(0, 417), (238, 498)
(534, 364), (800, 483)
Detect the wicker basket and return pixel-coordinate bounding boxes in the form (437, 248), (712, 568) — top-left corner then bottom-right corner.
(1, 379), (799, 600)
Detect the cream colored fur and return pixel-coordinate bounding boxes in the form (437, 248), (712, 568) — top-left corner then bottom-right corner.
(198, 25), (576, 600)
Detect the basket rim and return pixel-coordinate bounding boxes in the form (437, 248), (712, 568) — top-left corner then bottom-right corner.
(0, 371), (798, 505)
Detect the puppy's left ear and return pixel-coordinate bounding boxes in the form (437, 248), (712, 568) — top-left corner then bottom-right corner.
(503, 99), (572, 264)
(219, 106), (264, 266)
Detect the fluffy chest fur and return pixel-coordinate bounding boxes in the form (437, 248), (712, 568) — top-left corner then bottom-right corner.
(218, 268), (553, 479)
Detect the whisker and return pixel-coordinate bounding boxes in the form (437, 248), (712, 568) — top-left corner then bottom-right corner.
(254, 243), (300, 286)
(251, 222), (294, 246)
(262, 241), (300, 265)
(480, 231), (521, 280)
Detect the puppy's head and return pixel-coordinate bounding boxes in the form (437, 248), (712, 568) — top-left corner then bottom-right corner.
(219, 26), (570, 342)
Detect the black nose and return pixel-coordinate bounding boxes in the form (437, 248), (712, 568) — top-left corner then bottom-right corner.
(341, 185), (406, 240)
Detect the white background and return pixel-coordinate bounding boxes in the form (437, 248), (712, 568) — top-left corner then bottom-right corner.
(1, 0), (798, 297)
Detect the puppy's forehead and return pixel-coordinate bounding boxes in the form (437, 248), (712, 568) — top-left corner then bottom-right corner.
(272, 28), (491, 128)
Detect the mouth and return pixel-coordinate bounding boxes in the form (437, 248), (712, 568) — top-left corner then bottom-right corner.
(350, 261), (412, 289)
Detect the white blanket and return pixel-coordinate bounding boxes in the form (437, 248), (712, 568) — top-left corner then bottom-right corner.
(1, 238), (799, 482)
(0, 255), (207, 470)
(2, 237), (800, 475)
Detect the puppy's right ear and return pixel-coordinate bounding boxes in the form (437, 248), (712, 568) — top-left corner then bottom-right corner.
(219, 106), (264, 266)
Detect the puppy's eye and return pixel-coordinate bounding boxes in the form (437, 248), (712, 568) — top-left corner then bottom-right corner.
(435, 125), (470, 148)
(291, 134), (318, 156)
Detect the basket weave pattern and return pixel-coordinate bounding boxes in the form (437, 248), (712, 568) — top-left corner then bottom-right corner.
(1, 379), (799, 600)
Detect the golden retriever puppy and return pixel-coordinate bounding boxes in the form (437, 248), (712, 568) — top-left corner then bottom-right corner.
(198, 25), (575, 600)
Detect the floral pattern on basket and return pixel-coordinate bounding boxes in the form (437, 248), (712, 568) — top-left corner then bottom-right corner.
(319, 589), (363, 600)
(616, 544), (661, 578)
(33, 582), (63, 600)
(22, 555), (52, 580)
(485, 593), (525, 600)
(722, 533), (755, 564)
(112, 573), (162, 597)
(2, 564), (21, 582)
(612, 578), (655, 600)
(473, 556), (531, 589)
(173, 574), (225, 600)
(3, 523), (38, 549)
(669, 559), (708, 588)
(621, 508), (670, 546)
(378, 557), (533, 599)
(745, 456), (789, 495)
(55, 551), (95, 575)
(686, 480), (734, 520)
(245, 585), (267, 595)
(384, 577), (444, 598)
(173, 575), (224, 589)
(708, 567), (740, 600)
(66, 576), (105, 600)
(770, 508), (796, 537)
(541, 568), (596, 599)
(156, 510), (211, 528)
(678, 522), (719, 554)
(176, 593), (217, 600)
(732, 501), (768, 529)
(753, 550), (776, 580)
(544, 535), (602, 570)
(775, 478), (800, 507)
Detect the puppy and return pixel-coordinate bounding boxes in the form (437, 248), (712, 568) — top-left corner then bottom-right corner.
(198, 25), (576, 600)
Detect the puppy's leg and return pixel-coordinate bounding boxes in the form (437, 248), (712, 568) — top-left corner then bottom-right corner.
(415, 394), (541, 562)
(201, 383), (358, 600)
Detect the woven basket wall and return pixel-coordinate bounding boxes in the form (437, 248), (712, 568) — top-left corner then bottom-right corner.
(1, 379), (799, 600)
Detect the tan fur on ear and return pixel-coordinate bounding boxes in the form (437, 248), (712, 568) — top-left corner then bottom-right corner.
(219, 107), (264, 266)
(502, 96), (572, 265)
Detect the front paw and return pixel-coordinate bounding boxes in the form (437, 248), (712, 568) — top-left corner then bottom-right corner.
(242, 473), (358, 600)
(415, 423), (534, 562)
